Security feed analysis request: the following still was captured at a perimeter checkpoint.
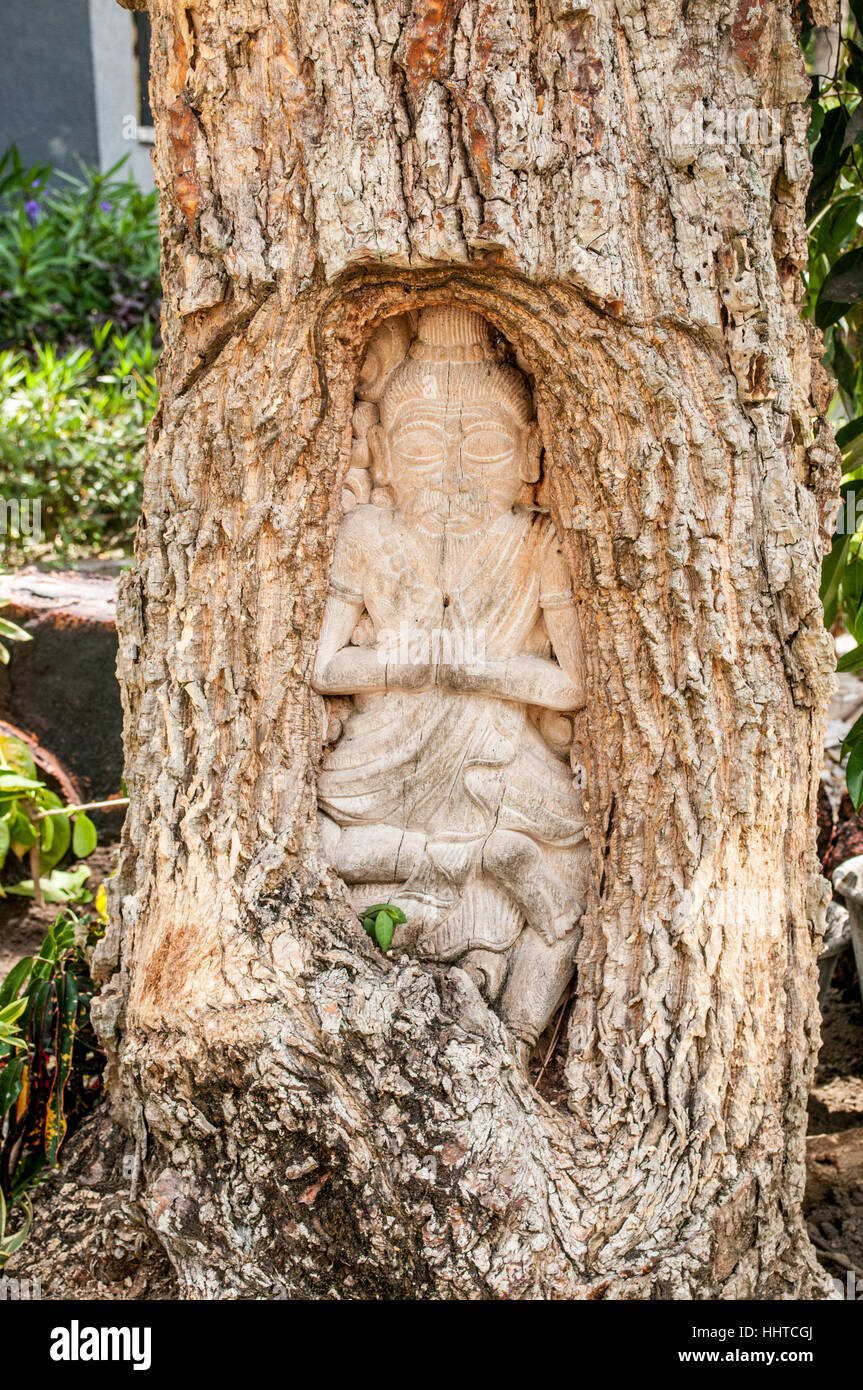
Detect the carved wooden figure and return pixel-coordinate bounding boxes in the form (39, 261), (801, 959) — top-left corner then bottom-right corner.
(314, 307), (590, 1057)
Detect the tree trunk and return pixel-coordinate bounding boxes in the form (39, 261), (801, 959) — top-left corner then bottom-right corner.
(93, 0), (841, 1298)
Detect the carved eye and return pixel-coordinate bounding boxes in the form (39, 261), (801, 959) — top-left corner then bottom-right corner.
(461, 428), (515, 465)
(391, 424), (441, 463)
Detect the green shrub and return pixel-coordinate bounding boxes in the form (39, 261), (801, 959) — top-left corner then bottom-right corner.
(0, 147), (160, 356)
(803, 8), (863, 807)
(0, 733), (101, 905)
(0, 323), (156, 554)
(0, 146), (161, 556)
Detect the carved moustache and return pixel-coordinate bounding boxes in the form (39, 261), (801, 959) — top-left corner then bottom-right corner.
(400, 485), (495, 523)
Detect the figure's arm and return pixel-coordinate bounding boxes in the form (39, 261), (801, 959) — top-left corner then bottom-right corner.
(440, 652), (581, 710)
(539, 533), (585, 711)
(519, 535), (586, 711)
(312, 592), (369, 694)
(313, 595), (436, 696)
(438, 542), (585, 712)
(315, 596), (582, 707)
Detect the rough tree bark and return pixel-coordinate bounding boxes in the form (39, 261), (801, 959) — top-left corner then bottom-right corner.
(95, 0), (841, 1298)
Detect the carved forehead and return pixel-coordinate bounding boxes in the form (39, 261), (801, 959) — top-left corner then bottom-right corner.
(386, 401), (521, 432)
(380, 362), (532, 428)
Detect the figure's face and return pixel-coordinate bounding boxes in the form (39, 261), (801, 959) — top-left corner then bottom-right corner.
(385, 393), (525, 534)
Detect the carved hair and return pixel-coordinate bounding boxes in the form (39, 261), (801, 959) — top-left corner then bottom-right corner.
(379, 307), (533, 426)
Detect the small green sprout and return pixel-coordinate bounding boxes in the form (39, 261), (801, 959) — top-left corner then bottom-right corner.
(360, 902), (407, 952)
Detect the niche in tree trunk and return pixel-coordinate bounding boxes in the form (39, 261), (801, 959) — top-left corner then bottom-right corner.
(314, 305), (590, 1061)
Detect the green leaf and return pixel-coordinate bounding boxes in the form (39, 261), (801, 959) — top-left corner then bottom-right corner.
(848, 38), (863, 96)
(807, 106), (850, 222)
(0, 771), (43, 793)
(0, 1055), (25, 1120)
(0, 956), (32, 1009)
(0, 737), (37, 781)
(0, 997), (27, 1052)
(831, 332), (858, 398)
(374, 910), (394, 952)
(843, 548), (863, 644)
(8, 806), (37, 852)
(44, 972), (78, 1166)
(0, 816), (9, 868)
(843, 103), (863, 150)
(847, 738), (863, 811)
(837, 642), (863, 673)
(0, 619), (30, 643)
(822, 544), (848, 629)
(821, 256), (863, 303)
(816, 247), (863, 329)
(6, 864), (91, 904)
(0, 998), (27, 1028)
(816, 196), (863, 263)
(836, 416), (863, 451)
(37, 794), (70, 873)
(808, 98), (825, 146)
(363, 902), (407, 923)
(72, 812), (97, 859)
(0, 1193), (33, 1263)
(842, 708), (863, 762)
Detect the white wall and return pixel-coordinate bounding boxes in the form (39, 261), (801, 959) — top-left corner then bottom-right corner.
(0, 0), (99, 176)
(88, 0), (154, 189)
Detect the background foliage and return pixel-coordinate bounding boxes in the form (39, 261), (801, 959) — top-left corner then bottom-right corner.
(0, 147), (159, 354)
(0, 149), (159, 556)
(0, 733), (99, 905)
(806, 4), (863, 805)
(0, 326), (156, 553)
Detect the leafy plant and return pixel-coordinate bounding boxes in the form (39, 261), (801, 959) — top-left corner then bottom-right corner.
(0, 734), (98, 906)
(0, 325), (154, 555)
(804, 5), (863, 806)
(0, 1190), (32, 1270)
(0, 999), (27, 1052)
(0, 909), (106, 1207)
(0, 146), (160, 356)
(359, 902), (406, 952)
(0, 146), (159, 557)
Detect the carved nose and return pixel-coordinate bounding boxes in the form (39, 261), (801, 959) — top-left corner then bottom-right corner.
(442, 432), (465, 486)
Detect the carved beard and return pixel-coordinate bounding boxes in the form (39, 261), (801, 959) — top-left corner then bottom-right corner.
(394, 467), (522, 530)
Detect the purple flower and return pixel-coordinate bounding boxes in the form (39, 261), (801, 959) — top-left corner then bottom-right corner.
(24, 200), (41, 223)
(100, 201), (112, 213)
